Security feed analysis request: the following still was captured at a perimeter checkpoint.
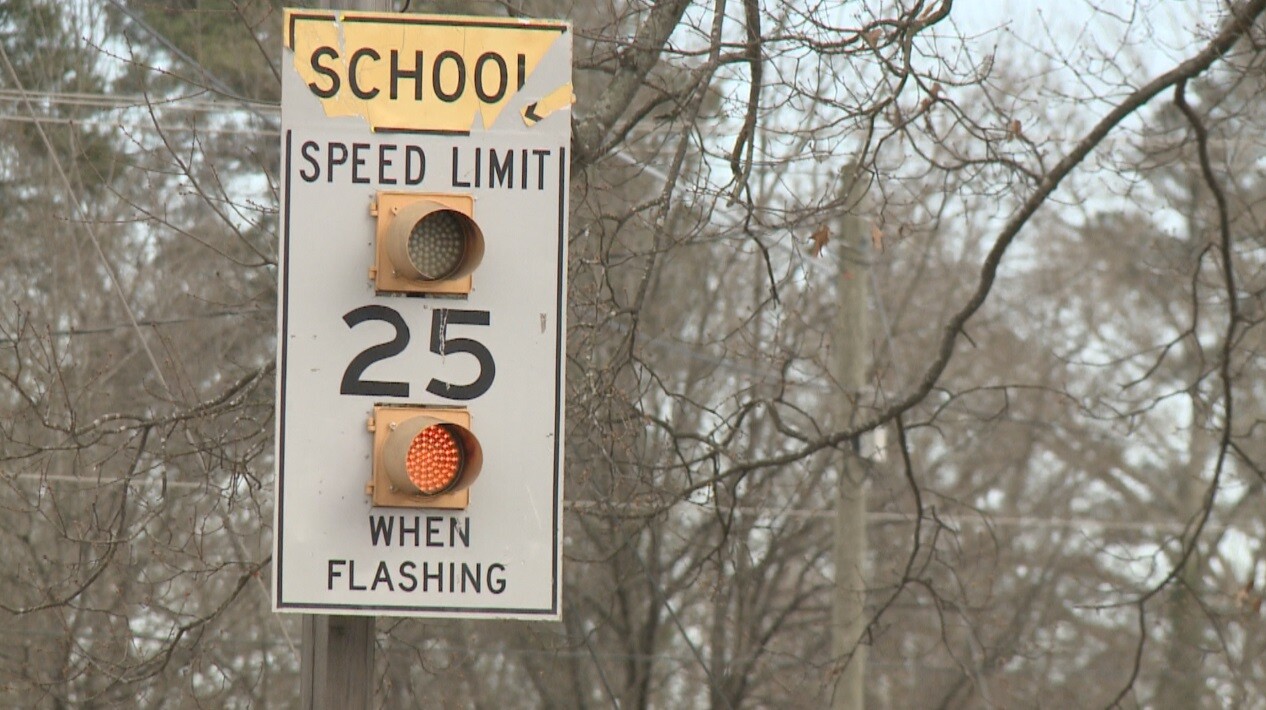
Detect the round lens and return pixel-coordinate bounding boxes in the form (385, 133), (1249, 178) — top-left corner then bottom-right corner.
(404, 424), (464, 495)
(407, 211), (466, 280)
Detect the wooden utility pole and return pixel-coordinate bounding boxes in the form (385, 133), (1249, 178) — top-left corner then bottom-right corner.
(299, 3), (384, 709)
(829, 208), (870, 710)
(301, 615), (375, 709)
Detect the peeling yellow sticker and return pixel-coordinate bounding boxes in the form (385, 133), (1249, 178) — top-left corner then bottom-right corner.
(522, 83), (574, 126)
(285, 10), (569, 133)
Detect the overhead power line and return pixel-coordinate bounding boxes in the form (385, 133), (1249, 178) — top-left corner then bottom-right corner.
(100, 0), (276, 123)
(3, 472), (1228, 536)
(0, 112), (278, 137)
(0, 88), (279, 115)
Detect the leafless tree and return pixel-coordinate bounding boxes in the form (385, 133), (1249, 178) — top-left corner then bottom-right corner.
(2, 0), (1265, 707)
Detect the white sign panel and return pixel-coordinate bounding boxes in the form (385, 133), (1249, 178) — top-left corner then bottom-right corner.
(274, 10), (570, 619)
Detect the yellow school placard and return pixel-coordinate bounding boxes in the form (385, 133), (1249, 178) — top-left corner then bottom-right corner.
(285, 11), (571, 133)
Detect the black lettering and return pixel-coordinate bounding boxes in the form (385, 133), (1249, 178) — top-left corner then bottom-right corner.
(405, 145), (426, 185)
(309, 46), (340, 98)
(532, 149), (551, 190)
(327, 559), (347, 590)
(425, 308), (495, 400)
(352, 143), (370, 184)
(474, 52), (508, 103)
(489, 148), (513, 188)
(299, 141), (320, 182)
(451, 147), (470, 188)
(379, 144), (398, 185)
(426, 516), (443, 547)
(327, 142), (348, 183)
(488, 563), (507, 594)
(433, 50), (465, 102)
(369, 515), (393, 546)
(371, 561), (394, 591)
(340, 305), (409, 397)
(400, 515), (421, 547)
(390, 50), (424, 101)
(348, 560), (367, 591)
(348, 48), (380, 99)
(461, 563), (481, 593)
(520, 149), (528, 189)
(399, 561), (418, 592)
(474, 147), (481, 186)
(450, 517), (470, 548)
(422, 561), (443, 592)
(516, 53), (526, 90)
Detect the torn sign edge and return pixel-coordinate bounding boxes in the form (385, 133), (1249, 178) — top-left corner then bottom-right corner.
(283, 9), (571, 135)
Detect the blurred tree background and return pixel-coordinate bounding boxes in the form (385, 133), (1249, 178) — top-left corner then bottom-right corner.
(2, 0), (1265, 707)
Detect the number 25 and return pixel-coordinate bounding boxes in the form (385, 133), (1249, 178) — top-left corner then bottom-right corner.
(339, 305), (495, 400)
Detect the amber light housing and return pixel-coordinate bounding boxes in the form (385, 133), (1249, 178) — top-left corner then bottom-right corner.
(372, 192), (484, 296)
(369, 406), (482, 509)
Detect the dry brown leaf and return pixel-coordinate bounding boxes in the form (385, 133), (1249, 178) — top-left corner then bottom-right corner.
(871, 223), (885, 253)
(1235, 580), (1261, 615)
(1008, 118), (1023, 139)
(809, 225), (830, 257)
